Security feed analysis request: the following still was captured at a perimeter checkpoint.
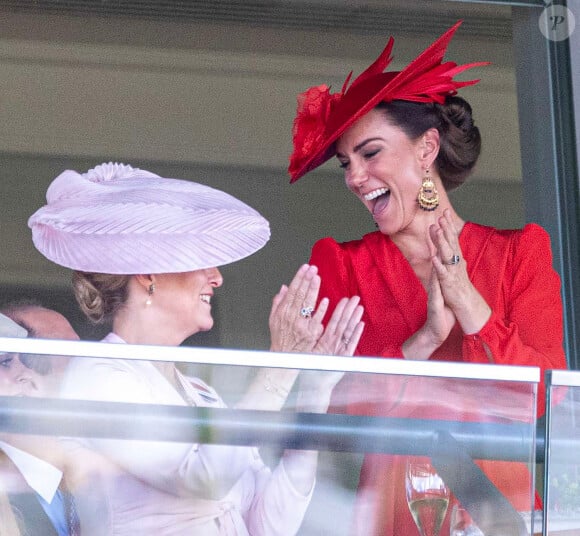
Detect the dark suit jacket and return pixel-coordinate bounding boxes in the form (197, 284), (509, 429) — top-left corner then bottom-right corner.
(1, 449), (61, 536)
(9, 490), (59, 536)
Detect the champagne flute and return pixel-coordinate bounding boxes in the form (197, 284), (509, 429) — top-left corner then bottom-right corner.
(406, 459), (450, 536)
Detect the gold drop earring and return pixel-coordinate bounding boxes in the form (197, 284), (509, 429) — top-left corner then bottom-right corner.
(145, 283), (155, 306)
(417, 168), (439, 211)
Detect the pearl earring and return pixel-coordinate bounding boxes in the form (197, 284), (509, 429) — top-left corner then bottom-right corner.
(145, 283), (155, 306)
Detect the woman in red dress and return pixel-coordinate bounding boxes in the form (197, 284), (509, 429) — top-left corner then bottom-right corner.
(287, 21), (566, 535)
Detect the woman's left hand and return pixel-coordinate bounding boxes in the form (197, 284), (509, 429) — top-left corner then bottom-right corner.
(428, 209), (491, 334)
(269, 264), (329, 353)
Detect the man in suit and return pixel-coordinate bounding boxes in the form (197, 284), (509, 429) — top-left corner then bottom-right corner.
(1, 302), (79, 396)
(0, 306), (79, 535)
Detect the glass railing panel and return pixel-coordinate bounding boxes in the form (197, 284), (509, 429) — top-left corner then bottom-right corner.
(545, 370), (580, 536)
(0, 337), (539, 535)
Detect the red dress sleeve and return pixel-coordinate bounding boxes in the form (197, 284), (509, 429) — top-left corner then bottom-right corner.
(463, 224), (565, 367)
(462, 224), (567, 413)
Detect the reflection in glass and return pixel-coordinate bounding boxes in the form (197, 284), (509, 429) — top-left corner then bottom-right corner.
(449, 504), (484, 536)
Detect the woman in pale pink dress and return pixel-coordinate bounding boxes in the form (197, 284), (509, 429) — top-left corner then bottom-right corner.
(29, 162), (364, 535)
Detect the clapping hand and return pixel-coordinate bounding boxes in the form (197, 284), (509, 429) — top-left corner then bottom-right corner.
(429, 209), (472, 313)
(312, 296), (364, 357)
(428, 209), (491, 336)
(423, 268), (457, 348)
(269, 264), (364, 356)
(268, 264), (365, 412)
(269, 264), (329, 354)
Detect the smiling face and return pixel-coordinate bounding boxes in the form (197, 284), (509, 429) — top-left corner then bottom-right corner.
(336, 107), (434, 237)
(0, 353), (43, 397)
(151, 267), (223, 339)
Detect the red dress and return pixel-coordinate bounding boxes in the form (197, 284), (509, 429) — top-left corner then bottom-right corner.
(309, 222), (566, 535)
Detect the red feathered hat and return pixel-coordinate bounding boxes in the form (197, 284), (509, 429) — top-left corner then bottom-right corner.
(288, 21), (488, 183)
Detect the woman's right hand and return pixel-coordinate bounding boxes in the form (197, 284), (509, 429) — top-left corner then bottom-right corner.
(312, 296), (364, 357)
(403, 268), (456, 361)
(425, 268), (457, 345)
(292, 298), (363, 413)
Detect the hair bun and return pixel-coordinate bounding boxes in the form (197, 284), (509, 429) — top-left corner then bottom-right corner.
(435, 96), (481, 190)
(440, 96), (474, 133)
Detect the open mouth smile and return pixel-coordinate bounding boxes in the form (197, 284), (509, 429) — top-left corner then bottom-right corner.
(363, 187), (389, 201)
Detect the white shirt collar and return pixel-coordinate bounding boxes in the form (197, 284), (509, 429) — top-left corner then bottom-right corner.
(0, 440), (63, 503)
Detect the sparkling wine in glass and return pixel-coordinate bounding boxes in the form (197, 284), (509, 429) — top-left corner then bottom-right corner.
(406, 460), (450, 536)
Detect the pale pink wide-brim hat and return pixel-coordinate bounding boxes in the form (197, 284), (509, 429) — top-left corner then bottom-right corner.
(28, 163), (271, 274)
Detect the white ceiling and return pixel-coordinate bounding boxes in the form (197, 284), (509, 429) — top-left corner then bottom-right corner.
(0, 0), (512, 39)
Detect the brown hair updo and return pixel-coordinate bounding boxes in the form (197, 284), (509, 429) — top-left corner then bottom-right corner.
(377, 95), (481, 191)
(73, 271), (130, 324)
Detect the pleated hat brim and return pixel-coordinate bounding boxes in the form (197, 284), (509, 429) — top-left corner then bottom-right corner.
(28, 163), (271, 274)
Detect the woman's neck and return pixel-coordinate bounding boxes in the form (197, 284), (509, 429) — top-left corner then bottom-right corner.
(112, 307), (186, 347)
(111, 312), (181, 386)
(392, 205), (464, 259)
(390, 205), (465, 288)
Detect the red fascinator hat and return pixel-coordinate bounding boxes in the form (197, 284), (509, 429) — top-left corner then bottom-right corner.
(288, 21), (488, 182)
